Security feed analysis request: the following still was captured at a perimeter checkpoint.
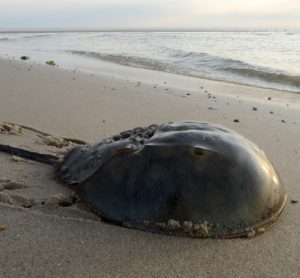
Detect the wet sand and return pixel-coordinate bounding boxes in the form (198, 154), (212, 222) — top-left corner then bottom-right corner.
(0, 58), (299, 277)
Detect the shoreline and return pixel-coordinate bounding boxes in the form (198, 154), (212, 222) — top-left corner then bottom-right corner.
(0, 57), (299, 277)
(1, 30), (299, 94)
(2, 55), (300, 101)
(0, 56), (299, 140)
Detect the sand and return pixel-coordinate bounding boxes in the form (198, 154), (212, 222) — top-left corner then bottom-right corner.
(0, 57), (299, 277)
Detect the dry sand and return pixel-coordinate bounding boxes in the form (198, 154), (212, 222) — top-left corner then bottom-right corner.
(0, 57), (299, 277)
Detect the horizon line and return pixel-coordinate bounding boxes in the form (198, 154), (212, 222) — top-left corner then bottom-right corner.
(0, 27), (298, 33)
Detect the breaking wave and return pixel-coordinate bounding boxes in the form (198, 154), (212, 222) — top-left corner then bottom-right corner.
(68, 50), (300, 92)
(21, 34), (53, 39)
(68, 50), (172, 71)
(0, 34), (53, 42)
(223, 67), (300, 88)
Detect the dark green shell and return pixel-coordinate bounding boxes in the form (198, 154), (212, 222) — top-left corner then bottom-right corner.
(57, 122), (286, 238)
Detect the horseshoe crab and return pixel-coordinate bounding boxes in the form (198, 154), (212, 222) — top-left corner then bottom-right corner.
(0, 121), (287, 238)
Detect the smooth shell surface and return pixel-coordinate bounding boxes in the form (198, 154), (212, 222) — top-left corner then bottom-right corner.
(57, 122), (287, 238)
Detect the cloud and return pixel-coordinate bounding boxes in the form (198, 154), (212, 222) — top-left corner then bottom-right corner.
(0, 0), (299, 29)
(0, 1), (163, 28)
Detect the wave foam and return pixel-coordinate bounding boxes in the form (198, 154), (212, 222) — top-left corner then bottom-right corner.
(68, 49), (300, 92)
(22, 34), (53, 39)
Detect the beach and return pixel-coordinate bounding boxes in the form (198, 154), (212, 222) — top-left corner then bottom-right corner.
(0, 57), (299, 277)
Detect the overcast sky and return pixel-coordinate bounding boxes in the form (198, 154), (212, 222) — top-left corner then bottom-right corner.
(1, 0), (299, 29)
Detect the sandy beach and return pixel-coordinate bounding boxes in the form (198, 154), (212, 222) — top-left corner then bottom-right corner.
(0, 57), (299, 277)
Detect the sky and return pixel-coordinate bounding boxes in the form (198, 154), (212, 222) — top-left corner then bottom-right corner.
(0, 0), (299, 30)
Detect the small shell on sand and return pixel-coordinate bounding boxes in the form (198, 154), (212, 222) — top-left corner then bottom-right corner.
(154, 219), (211, 237)
(12, 155), (31, 163)
(0, 224), (5, 231)
(246, 229), (256, 238)
(167, 219), (181, 230)
(0, 123), (22, 135)
(193, 221), (210, 236)
(257, 227), (266, 234)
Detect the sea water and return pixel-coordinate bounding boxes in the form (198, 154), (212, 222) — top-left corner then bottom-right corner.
(0, 29), (299, 92)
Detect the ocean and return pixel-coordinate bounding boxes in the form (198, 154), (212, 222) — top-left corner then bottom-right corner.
(0, 29), (299, 93)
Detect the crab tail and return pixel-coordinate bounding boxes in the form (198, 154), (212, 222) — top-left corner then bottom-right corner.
(0, 144), (59, 166)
